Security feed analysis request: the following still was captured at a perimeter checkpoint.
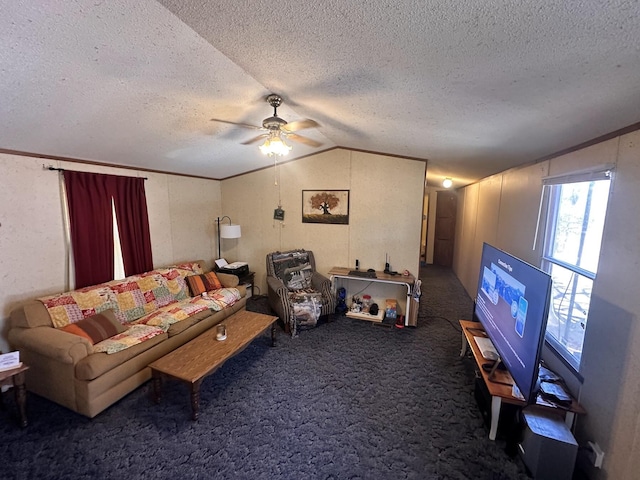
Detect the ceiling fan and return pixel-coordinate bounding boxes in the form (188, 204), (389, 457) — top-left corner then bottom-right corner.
(210, 94), (322, 155)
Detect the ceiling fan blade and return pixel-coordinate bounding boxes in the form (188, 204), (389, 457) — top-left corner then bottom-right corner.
(210, 118), (263, 130)
(286, 133), (323, 148)
(241, 133), (269, 145)
(281, 119), (320, 132)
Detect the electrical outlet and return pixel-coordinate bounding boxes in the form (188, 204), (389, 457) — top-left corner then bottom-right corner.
(588, 441), (605, 468)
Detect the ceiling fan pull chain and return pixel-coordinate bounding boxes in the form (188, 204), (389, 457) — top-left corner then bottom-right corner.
(274, 157), (279, 186)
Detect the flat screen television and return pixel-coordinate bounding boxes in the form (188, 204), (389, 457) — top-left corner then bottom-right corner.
(473, 243), (552, 404)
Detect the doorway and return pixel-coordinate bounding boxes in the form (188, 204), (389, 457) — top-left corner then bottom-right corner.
(420, 193), (429, 265)
(433, 190), (457, 266)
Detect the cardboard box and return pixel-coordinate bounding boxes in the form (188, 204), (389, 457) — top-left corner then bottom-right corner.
(385, 299), (397, 319)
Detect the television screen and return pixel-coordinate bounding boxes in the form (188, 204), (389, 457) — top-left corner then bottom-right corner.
(473, 243), (552, 404)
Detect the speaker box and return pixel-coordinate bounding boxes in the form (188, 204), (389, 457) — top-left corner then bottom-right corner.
(518, 408), (578, 480)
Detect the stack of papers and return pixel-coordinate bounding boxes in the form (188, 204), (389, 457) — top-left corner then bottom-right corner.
(0, 351), (21, 372)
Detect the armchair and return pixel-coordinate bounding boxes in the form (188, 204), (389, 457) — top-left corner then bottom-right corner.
(266, 249), (336, 336)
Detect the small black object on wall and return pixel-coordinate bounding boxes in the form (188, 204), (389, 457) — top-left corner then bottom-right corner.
(274, 208), (285, 220)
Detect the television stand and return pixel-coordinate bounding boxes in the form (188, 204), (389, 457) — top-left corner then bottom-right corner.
(459, 320), (585, 440)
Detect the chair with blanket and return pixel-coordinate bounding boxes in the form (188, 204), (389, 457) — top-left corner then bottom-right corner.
(266, 249), (336, 336)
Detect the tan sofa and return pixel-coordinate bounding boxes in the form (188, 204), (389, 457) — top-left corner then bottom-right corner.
(7, 261), (247, 418)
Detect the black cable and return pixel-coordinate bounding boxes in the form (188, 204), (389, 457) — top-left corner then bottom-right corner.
(424, 315), (461, 332)
(350, 281), (374, 298)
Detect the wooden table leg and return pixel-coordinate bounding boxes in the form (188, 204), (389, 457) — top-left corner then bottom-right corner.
(190, 379), (203, 421)
(489, 395), (502, 441)
(460, 331), (468, 357)
(13, 372), (27, 428)
(152, 372), (162, 404)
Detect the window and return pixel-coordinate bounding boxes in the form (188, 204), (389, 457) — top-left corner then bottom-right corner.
(112, 199), (126, 281)
(541, 167), (612, 371)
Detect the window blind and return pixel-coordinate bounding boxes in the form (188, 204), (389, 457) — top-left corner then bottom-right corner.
(541, 163), (615, 186)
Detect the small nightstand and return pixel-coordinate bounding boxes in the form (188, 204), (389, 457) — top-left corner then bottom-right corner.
(0, 363), (29, 428)
(236, 271), (256, 298)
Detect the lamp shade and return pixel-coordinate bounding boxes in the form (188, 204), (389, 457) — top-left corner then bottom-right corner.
(259, 133), (292, 157)
(220, 224), (241, 239)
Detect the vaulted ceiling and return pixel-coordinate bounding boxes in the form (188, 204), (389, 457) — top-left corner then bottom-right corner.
(2, 1), (639, 188)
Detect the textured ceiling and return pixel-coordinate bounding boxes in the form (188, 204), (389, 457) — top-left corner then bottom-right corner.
(2, 1), (639, 187)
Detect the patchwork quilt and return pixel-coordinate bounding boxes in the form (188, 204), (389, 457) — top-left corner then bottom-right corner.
(38, 262), (242, 354)
(39, 268), (191, 328)
(93, 324), (165, 355)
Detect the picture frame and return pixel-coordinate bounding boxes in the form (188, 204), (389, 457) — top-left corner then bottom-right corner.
(302, 190), (350, 224)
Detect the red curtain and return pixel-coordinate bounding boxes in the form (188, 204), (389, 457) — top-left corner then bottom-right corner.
(64, 171), (115, 288)
(111, 175), (153, 276)
(64, 171), (153, 288)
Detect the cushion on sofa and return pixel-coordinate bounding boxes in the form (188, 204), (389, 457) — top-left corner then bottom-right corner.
(60, 309), (125, 345)
(186, 272), (223, 296)
(165, 308), (214, 337)
(199, 288), (242, 310)
(93, 324), (165, 355)
(75, 330), (168, 381)
(216, 272), (239, 288)
(169, 261), (205, 276)
(10, 300), (53, 328)
(41, 285), (116, 328)
(134, 298), (214, 330)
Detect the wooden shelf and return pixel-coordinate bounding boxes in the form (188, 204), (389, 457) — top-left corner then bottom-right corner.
(345, 309), (384, 323)
(329, 266), (416, 326)
(459, 319), (585, 440)
(460, 320), (523, 404)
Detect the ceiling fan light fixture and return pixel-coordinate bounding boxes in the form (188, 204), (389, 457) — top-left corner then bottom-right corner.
(259, 132), (292, 157)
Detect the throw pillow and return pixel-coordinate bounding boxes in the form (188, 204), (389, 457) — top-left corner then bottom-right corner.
(60, 309), (126, 345)
(186, 272), (223, 296)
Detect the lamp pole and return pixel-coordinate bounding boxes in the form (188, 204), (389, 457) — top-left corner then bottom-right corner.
(216, 216), (231, 260)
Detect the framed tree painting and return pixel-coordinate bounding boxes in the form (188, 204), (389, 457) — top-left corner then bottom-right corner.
(302, 190), (350, 224)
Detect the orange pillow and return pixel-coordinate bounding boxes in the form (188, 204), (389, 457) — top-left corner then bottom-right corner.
(60, 310), (126, 345)
(186, 272), (223, 296)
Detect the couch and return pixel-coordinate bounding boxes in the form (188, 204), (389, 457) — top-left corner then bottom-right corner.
(7, 261), (247, 418)
(266, 249), (335, 336)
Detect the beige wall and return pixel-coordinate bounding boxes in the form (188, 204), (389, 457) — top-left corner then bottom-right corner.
(0, 153), (222, 352)
(452, 133), (640, 480)
(1, 148), (425, 351)
(220, 149), (426, 295)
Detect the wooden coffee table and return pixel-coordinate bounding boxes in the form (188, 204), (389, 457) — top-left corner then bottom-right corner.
(149, 310), (277, 420)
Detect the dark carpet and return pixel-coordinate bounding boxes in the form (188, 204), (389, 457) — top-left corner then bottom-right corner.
(0, 266), (531, 480)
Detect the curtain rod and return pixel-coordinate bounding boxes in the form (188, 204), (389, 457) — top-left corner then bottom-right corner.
(44, 165), (148, 180)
